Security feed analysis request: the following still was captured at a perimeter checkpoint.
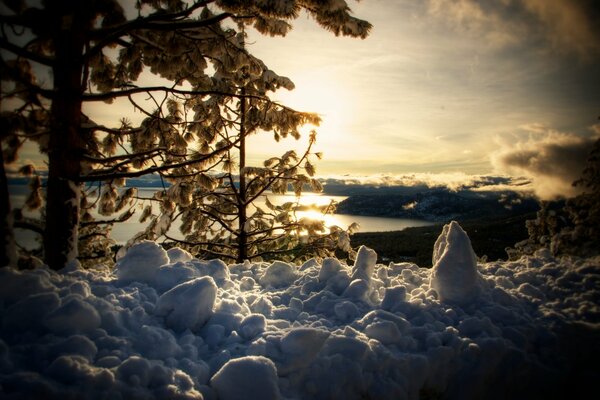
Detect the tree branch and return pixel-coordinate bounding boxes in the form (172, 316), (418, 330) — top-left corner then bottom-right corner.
(0, 36), (54, 66)
(79, 138), (237, 182)
(88, 6), (230, 44)
(80, 211), (134, 226)
(245, 140), (315, 205)
(13, 219), (44, 235)
(81, 147), (167, 164)
(83, 87), (262, 102)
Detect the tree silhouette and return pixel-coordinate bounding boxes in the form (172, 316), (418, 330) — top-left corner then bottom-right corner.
(1, 0), (371, 269)
(123, 30), (356, 263)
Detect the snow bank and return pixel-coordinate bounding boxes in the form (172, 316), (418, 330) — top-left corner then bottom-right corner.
(210, 356), (280, 400)
(114, 240), (169, 284)
(1, 222), (599, 399)
(430, 221), (481, 304)
(259, 261), (297, 288)
(155, 277), (217, 332)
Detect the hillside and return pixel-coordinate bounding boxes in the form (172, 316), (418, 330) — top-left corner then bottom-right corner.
(332, 187), (539, 266)
(350, 213), (535, 266)
(335, 188), (539, 222)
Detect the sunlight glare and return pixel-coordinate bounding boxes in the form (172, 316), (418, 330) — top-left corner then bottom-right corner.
(279, 72), (353, 145)
(248, 71), (356, 161)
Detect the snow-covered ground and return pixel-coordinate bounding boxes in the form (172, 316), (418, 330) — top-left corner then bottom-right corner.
(1, 221), (599, 399)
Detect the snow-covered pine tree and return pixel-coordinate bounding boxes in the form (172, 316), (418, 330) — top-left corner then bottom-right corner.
(163, 78), (355, 262)
(127, 27), (359, 263)
(1, 0), (371, 269)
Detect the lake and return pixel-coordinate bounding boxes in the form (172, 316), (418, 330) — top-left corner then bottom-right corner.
(8, 185), (434, 248)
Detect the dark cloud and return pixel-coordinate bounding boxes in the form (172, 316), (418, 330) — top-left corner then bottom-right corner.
(491, 125), (599, 199)
(427, 0), (600, 60)
(522, 0), (600, 59)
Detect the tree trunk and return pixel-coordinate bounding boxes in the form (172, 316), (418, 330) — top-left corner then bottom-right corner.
(236, 89), (247, 263)
(43, 6), (87, 270)
(0, 145), (17, 267)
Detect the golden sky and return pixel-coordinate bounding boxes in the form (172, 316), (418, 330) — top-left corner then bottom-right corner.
(12, 0), (600, 199)
(242, 0), (600, 184)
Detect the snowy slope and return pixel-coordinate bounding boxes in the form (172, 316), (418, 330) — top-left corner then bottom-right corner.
(1, 222), (599, 399)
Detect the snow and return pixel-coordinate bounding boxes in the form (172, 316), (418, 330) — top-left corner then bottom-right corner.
(1, 221), (599, 399)
(43, 296), (101, 334)
(239, 314), (266, 340)
(210, 356), (280, 400)
(430, 221), (481, 305)
(155, 277), (218, 332)
(167, 247), (194, 263)
(259, 261), (297, 288)
(114, 240), (169, 284)
(350, 245), (378, 282)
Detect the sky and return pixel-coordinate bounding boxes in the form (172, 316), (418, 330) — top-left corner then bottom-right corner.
(9, 0), (600, 199)
(240, 0), (600, 198)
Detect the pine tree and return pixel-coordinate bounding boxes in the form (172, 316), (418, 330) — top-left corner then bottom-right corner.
(127, 29), (357, 263)
(1, 0), (371, 269)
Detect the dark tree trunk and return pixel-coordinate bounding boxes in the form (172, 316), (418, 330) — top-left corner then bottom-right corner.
(236, 89), (247, 263)
(0, 145), (16, 267)
(43, 4), (89, 270)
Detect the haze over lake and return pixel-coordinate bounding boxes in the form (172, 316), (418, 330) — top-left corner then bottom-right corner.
(9, 186), (434, 249)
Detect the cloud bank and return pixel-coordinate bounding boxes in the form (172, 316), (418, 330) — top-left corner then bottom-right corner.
(491, 124), (599, 199)
(322, 172), (532, 193)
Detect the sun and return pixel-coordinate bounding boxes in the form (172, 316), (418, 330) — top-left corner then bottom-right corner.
(278, 72), (352, 143)
(289, 74), (347, 118)
(246, 71), (356, 162)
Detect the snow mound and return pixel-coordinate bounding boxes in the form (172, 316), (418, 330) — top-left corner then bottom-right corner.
(259, 261), (297, 288)
(114, 240), (169, 284)
(155, 277), (217, 332)
(167, 247), (194, 263)
(43, 296), (101, 334)
(210, 356), (280, 400)
(350, 245), (377, 282)
(430, 221), (481, 304)
(1, 234), (599, 399)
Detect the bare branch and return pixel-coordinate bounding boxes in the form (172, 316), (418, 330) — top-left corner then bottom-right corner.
(83, 87), (259, 102)
(81, 147), (167, 164)
(0, 36), (54, 66)
(13, 219), (44, 235)
(88, 7), (230, 52)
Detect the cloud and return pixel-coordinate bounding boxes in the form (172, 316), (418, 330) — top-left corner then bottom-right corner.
(522, 0), (600, 60)
(427, 0), (600, 59)
(491, 125), (599, 199)
(323, 123), (600, 201)
(322, 172), (530, 193)
(427, 0), (525, 49)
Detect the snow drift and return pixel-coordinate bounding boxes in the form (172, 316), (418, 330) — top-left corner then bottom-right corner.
(1, 221), (599, 399)
(430, 221), (481, 305)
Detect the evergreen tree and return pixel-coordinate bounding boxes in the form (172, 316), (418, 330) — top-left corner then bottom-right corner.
(123, 28), (357, 263)
(1, 0), (371, 269)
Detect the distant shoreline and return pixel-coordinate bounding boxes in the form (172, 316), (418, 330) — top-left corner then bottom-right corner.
(8, 181), (536, 265)
(349, 213), (534, 266)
